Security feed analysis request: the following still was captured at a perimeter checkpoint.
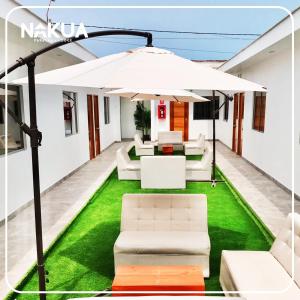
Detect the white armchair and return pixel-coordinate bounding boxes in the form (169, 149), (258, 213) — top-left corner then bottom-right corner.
(134, 134), (154, 156)
(220, 213), (300, 299)
(186, 145), (213, 181)
(114, 193), (211, 277)
(185, 134), (205, 155)
(116, 147), (141, 180)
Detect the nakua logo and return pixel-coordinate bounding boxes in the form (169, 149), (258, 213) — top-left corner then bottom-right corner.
(21, 22), (88, 42)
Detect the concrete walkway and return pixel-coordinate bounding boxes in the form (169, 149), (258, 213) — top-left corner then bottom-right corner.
(0, 140), (298, 298)
(0, 141), (129, 298)
(216, 141), (299, 235)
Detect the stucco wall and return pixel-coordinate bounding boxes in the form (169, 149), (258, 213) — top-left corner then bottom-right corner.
(0, 85), (121, 221)
(217, 46), (296, 196)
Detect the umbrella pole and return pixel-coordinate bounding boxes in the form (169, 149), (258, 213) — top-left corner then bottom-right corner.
(0, 30), (152, 299)
(27, 59), (47, 300)
(212, 90), (216, 187)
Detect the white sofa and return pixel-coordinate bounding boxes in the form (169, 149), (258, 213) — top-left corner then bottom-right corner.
(141, 155), (186, 189)
(220, 213), (300, 300)
(186, 146), (213, 181)
(114, 193), (211, 277)
(134, 134), (154, 156)
(185, 134), (205, 155)
(117, 147), (140, 180)
(158, 131), (183, 151)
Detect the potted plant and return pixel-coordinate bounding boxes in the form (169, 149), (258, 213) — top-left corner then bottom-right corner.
(134, 101), (151, 141)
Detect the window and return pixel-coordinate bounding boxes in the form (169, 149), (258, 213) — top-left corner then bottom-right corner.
(193, 96), (219, 120)
(104, 96), (110, 124)
(223, 98), (229, 121)
(63, 91), (78, 136)
(253, 92), (266, 132)
(0, 84), (24, 155)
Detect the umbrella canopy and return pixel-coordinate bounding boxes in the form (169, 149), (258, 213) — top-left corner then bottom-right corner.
(106, 88), (209, 102)
(14, 47), (266, 92)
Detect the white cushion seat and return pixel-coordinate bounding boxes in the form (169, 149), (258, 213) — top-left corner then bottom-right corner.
(117, 147), (141, 180)
(185, 145), (213, 181)
(220, 213), (300, 300)
(114, 193), (211, 277)
(186, 160), (207, 171)
(126, 161), (140, 170)
(115, 231), (210, 255)
(134, 134), (154, 156)
(185, 134), (205, 155)
(185, 142), (200, 149)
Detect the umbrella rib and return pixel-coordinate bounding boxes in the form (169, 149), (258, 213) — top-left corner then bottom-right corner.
(130, 93), (139, 100)
(174, 96), (180, 102)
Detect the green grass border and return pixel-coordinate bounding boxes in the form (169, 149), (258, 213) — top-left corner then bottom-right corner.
(6, 164), (274, 299)
(216, 166), (274, 245)
(5, 171), (116, 300)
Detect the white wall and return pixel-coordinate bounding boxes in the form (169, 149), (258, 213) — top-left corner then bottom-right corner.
(99, 94), (121, 150)
(120, 97), (137, 139)
(150, 92), (224, 141)
(0, 85), (121, 221)
(217, 46), (295, 195)
(151, 100), (170, 141)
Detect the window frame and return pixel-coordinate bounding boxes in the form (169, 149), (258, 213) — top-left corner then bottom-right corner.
(63, 91), (79, 137)
(104, 96), (110, 125)
(0, 84), (25, 156)
(193, 96), (220, 120)
(252, 91), (266, 133)
(223, 98), (229, 121)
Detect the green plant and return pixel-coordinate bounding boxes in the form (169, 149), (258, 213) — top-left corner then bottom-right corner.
(134, 102), (151, 138)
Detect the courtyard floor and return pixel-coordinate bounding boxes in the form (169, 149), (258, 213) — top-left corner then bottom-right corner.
(0, 141), (298, 299)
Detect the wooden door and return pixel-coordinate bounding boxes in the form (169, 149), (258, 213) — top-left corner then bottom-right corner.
(232, 93), (244, 156)
(87, 95), (101, 160)
(93, 96), (101, 156)
(170, 102), (189, 141)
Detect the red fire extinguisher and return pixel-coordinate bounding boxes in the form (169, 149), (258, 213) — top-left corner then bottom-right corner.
(158, 100), (166, 119)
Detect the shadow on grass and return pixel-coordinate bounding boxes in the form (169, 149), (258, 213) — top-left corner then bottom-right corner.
(58, 220), (119, 280)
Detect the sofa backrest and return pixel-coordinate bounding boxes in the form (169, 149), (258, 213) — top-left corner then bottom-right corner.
(158, 131), (182, 144)
(200, 146), (213, 170)
(116, 147), (130, 170)
(121, 193), (208, 232)
(197, 134), (205, 148)
(270, 213), (300, 287)
(134, 134), (143, 147)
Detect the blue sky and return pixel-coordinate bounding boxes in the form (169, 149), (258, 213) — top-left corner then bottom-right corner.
(18, 0), (300, 60)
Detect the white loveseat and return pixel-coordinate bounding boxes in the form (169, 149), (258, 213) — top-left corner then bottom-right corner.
(185, 134), (205, 155)
(220, 213), (300, 300)
(134, 134), (154, 156)
(141, 155), (186, 189)
(117, 147), (140, 180)
(186, 146), (213, 181)
(158, 131), (183, 151)
(114, 193), (211, 277)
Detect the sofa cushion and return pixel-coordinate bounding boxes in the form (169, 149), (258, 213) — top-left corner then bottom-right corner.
(121, 194), (208, 232)
(221, 250), (300, 299)
(270, 213), (300, 288)
(115, 231), (210, 255)
(126, 160), (141, 170)
(186, 160), (206, 170)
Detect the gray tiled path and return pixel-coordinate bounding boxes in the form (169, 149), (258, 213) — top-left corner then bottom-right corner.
(0, 140), (298, 298)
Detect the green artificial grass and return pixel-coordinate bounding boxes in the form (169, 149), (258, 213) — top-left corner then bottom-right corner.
(7, 167), (273, 300)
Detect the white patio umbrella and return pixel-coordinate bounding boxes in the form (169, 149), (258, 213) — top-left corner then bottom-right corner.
(14, 47), (266, 92)
(13, 46), (266, 184)
(106, 88), (209, 102)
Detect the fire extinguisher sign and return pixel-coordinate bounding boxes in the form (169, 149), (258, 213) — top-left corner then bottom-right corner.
(158, 100), (166, 119)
